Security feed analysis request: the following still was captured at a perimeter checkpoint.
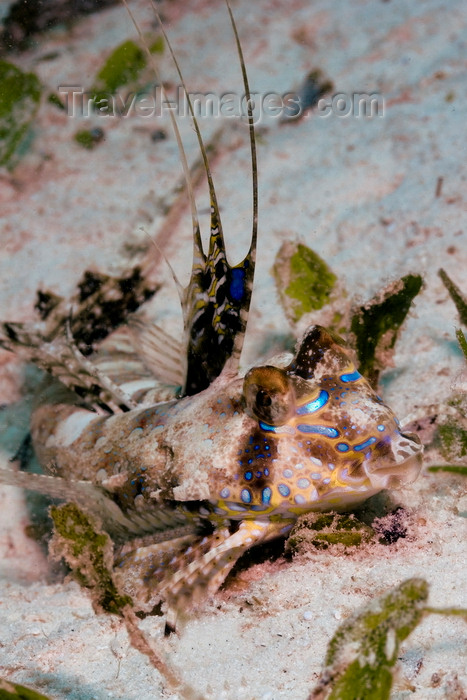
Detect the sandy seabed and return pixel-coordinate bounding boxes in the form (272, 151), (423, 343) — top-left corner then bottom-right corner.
(0, 0), (466, 698)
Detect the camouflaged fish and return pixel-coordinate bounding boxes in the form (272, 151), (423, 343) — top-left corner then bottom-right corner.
(0, 1), (422, 629)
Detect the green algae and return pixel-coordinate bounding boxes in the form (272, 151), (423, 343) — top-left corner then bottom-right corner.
(47, 92), (65, 111)
(309, 579), (428, 700)
(74, 127), (104, 150)
(0, 60), (41, 167)
(49, 505), (193, 696)
(437, 422), (467, 462)
(350, 274), (423, 386)
(91, 40), (146, 106)
(50, 503), (132, 615)
(273, 243), (422, 384)
(426, 309), (467, 464)
(309, 579), (467, 699)
(149, 36), (165, 55)
(456, 328), (467, 360)
(428, 465), (467, 476)
(0, 679), (52, 700)
(434, 390), (467, 464)
(439, 268), (467, 326)
(286, 512), (374, 554)
(273, 241), (338, 323)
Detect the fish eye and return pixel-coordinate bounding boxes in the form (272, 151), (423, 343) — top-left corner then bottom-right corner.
(243, 366), (296, 425)
(256, 390), (272, 408)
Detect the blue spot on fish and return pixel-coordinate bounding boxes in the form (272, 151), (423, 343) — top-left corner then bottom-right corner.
(262, 487), (272, 504)
(354, 437), (377, 451)
(259, 421), (295, 435)
(297, 424), (339, 438)
(241, 488), (252, 504)
(220, 488), (230, 498)
(340, 370), (361, 383)
(337, 442), (350, 452)
(296, 390), (329, 415)
(278, 483), (290, 497)
(260, 421), (276, 432)
(229, 268), (246, 301)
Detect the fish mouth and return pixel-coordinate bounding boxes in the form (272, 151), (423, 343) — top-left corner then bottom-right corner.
(363, 430), (423, 490)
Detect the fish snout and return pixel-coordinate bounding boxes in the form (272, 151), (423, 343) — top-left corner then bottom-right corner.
(364, 429), (423, 489)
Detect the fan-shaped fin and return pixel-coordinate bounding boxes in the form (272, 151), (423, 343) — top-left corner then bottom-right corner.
(0, 468), (195, 541)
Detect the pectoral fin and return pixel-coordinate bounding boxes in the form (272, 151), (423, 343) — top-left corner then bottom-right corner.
(116, 519), (289, 631)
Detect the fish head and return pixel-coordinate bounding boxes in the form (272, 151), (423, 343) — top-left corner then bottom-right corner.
(159, 325), (421, 518)
(214, 325), (422, 516)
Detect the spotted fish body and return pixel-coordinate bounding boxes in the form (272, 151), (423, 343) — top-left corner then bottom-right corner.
(0, 2), (422, 626)
(30, 326), (420, 510)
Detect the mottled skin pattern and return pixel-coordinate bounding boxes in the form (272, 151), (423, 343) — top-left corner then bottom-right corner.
(27, 325), (422, 622)
(0, 4), (422, 629)
(31, 327), (421, 516)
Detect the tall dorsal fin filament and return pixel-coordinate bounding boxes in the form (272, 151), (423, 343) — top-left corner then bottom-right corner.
(124, 1), (258, 396)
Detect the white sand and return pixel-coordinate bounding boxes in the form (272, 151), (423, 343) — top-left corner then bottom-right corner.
(0, 0), (466, 698)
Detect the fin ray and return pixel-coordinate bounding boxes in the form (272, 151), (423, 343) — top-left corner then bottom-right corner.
(0, 467), (195, 540)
